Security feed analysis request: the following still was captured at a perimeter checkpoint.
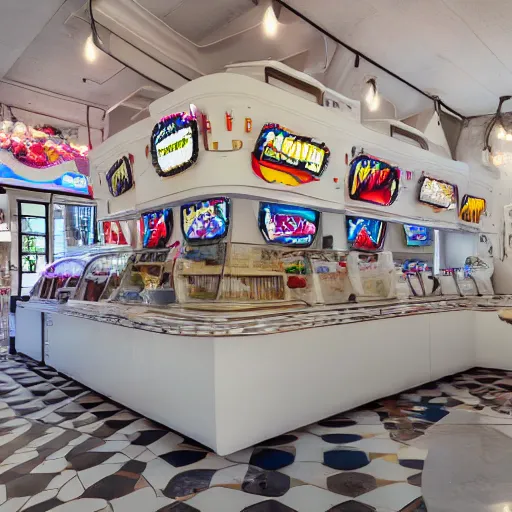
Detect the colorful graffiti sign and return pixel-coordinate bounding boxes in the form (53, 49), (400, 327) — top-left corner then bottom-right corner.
(106, 155), (134, 197)
(348, 155), (400, 206)
(150, 113), (199, 177)
(252, 123), (330, 186)
(459, 195), (486, 223)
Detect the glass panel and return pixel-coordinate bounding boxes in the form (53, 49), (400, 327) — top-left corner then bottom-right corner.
(21, 203), (46, 217)
(21, 255), (37, 273)
(21, 254), (46, 273)
(76, 252), (132, 302)
(22, 235), (46, 254)
(173, 244), (226, 302)
(21, 217), (46, 235)
(114, 249), (176, 304)
(21, 273), (39, 296)
(53, 204), (96, 258)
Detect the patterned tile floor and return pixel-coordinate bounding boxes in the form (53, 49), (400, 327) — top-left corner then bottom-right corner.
(1, 358), (512, 512)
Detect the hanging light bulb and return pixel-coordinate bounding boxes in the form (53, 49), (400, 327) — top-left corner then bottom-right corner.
(84, 34), (97, 63)
(497, 126), (507, 140)
(365, 78), (380, 112)
(263, 3), (279, 38)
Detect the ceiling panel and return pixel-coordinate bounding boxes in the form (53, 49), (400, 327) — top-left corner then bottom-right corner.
(0, 0), (65, 77)
(136, 0), (184, 19)
(4, 4), (149, 109)
(140, 0), (254, 43)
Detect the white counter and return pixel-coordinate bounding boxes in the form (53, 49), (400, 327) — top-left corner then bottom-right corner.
(14, 299), (512, 454)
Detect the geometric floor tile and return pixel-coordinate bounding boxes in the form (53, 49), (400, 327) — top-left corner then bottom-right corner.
(4, 357), (512, 511)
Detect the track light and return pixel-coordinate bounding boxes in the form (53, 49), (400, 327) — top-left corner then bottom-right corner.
(365, 78), (380, 112)
(84, 34), (97, 63)
(263, 2), (280, 38)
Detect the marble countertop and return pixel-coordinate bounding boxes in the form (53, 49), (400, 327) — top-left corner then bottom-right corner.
(17, 295), (512, 337)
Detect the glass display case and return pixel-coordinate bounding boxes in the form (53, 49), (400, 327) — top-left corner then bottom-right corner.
(112, 248), (176, 305)
(31, 248), (133, 303)
(75, 250), (133, 302)
(31, 257), (88, 300)
(172, 242), (353, 306)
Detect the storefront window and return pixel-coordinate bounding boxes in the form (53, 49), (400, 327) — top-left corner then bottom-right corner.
(53, 204), (96, 259)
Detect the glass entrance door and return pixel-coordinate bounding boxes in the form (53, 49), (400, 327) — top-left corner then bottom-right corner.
(18, 201), (48, 296)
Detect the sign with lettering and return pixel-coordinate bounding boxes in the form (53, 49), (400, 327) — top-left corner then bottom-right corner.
(252, 123), (330, 186)
(150, 112), (199, 177)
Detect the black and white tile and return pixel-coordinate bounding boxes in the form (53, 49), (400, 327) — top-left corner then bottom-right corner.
(3, 357), (512, 511)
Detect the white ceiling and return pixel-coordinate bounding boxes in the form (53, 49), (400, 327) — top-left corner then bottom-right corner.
(286, 0), (512, 117)
(1, 0), (512, 142)
(0, 0), (65, 77)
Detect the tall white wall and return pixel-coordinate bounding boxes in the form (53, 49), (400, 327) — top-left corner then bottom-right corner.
(456, 116), (512, 291)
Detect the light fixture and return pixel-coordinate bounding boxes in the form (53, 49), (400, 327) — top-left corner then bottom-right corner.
(365, 78), (380, 112)
(263, 2), (280, 38)
(84, 34), (97, 63)
(485, 95), (512, 151)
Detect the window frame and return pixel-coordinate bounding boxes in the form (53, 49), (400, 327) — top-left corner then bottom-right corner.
(18, 200), (49, 296)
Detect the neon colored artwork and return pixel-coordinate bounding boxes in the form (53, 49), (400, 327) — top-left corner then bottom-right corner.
(459, 195), (486, 223)
(141, 209), (173, 248)
(348, 155), (400, 206)
(181, 198), (229, 244)
(403, 224), (431, 246)
(106, 155), (133, 197)
(258, 202), (320, 247)
(252, 123), (330, 186)
(0, 121), (88, 169)
(103, 221), (128, 245)
(418, 176), (457, 210)
(150, 113), (199, 177)
(346, 216), (387, 251)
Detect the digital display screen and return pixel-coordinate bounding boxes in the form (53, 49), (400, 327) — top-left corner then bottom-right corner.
(348, 155), (400, 206)
(150, 112), (199, 177)
(252, 123), (330, 186)
(141, 209), (173, 248)
(258, 202), (320, 247)
(418, 176), (457, 210)
(403, 224), (431, 246)
(459, 195), (486, 224)
(181, 197), (229, 244)
(346, 216), (387, 251)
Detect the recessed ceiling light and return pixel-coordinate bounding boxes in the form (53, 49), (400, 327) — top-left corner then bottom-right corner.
(84, 35), (97, 63)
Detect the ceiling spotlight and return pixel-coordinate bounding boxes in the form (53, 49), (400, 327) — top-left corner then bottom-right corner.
(365, 78), (380, 112)
(263, 2), (280, 38)
(84, 34), (97, 63)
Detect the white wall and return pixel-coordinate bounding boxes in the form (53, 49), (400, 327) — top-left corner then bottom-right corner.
(440, 231), (478, 269)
